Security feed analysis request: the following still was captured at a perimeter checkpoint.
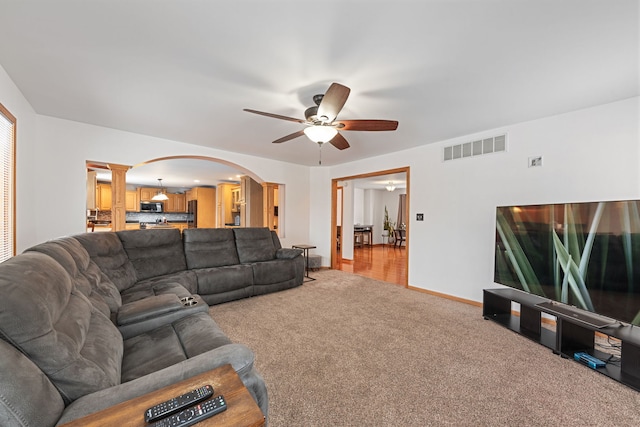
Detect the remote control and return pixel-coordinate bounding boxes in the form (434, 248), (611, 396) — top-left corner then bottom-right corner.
(144, 385), (214, 422)
(149, 395), (227, 427)
(573, 352), (606, 369)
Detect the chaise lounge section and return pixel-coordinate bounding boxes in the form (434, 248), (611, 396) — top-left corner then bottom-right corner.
(0, 227), (303, 426)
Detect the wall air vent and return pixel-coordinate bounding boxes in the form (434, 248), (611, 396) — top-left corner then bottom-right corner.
(443, 134), (506, 162)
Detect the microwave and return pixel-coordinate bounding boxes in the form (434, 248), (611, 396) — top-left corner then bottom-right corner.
(140, 202), (163, 212)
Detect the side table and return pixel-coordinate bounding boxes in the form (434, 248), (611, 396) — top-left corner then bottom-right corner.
(292, 244), (316, 282)
(58, 364), (264, 427)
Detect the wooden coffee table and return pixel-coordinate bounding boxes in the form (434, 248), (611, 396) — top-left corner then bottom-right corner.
(59, 364), (265, 427)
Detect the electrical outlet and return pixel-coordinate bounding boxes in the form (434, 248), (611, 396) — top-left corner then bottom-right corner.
(528, 156), (543, 167)
(416, 213), (424, 221)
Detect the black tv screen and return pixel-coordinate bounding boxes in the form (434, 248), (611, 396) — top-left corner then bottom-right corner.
(494, 200), (640, 326)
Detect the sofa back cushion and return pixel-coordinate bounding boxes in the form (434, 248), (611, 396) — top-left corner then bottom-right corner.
(26, 237), (122, 315)
(270, 230), (282, 250)
(75, 232), (138, 292)
(0, 339), (65, 427)
(0, 252), (123, 403)
(233, 227), (277, 263)
(117, 229), (188, 281)
(183, 228), (240, 269)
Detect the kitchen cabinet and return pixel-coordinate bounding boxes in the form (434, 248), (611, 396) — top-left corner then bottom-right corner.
(216, 183), (240, 227)
(138, 187), (157, 202)
(125, 190), (139, 211)
(137, 188), (185, 212)
(125, 223), (140, 230)
(232, 187), (241, 212)
(241, 176), (263, 227)
(174, 194), (186, 212)
(87, 171), (97, 209)
(190, 187), (216, 228)
(96, 183), (112, 210)
(165, 193), (187, 213)
(170, 222), (189, 233)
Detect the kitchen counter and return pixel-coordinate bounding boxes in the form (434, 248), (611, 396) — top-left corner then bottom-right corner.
(140, 222), (189, 232)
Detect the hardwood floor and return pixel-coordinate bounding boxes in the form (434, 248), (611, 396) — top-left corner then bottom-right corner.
(336, 244), (407, 286)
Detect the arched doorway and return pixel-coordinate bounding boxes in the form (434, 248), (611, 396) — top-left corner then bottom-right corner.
(86, 156), (283, 234)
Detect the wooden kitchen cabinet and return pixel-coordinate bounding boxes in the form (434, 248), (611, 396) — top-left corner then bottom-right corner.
(125, 190), (139, 211)
(96, 183), (112, 210)
(217, 183), (240, 227)
(164, 193), (187, 213)
(174, 194), (186, 212)
(170, 222), (189, 233)
(138, 187), (156, 202)
(190, 187), (216, 228)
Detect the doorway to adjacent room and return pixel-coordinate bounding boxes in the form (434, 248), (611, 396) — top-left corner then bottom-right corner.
(331, 167), (409, 287)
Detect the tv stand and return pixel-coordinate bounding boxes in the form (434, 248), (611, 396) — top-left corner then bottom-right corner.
(483, 288), (640, 391)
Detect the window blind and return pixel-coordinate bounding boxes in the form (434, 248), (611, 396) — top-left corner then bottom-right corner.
(0, 103), (16, 263)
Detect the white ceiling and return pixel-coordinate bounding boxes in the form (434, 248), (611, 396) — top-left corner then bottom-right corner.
(1, 1), (637, 181)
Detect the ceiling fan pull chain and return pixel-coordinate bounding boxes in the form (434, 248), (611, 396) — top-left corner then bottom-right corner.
(318, 142), (323, 165)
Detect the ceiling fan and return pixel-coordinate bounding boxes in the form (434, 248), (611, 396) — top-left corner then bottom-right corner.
(243, 83), (399, 152)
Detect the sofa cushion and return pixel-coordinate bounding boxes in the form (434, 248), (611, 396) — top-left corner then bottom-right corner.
(0, 252), (123, 403)
(117, 229), (187, 281)
(270, 230), (282, 250)
(183, 228), (240, 268)
(75, 232), (138, 292)
(252, 258), (298, 285)
(120, 270), (197, 305)
(195, 264), (254, 295)
(121, 312), (232, 382)
(0, 339), (66, 427)
(234, 227), (277, 263)
(26, 237), (122, 316)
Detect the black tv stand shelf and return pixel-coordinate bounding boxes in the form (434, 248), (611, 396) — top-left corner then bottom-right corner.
(483, 288), (640, 391)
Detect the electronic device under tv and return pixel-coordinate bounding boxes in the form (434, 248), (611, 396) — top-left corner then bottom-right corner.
(494, 199), (640, 327)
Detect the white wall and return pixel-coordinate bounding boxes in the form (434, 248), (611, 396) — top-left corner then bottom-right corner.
(28, 115), (311, 250)
(353, 188), (364, 224)
(317, 97), (639, 303)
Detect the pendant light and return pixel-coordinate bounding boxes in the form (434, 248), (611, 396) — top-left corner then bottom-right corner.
(152, 178), (169, 201)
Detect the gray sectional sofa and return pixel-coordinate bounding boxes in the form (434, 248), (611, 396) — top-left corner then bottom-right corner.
(0, 227), (304, 426)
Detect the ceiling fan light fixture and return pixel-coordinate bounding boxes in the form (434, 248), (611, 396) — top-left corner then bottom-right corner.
(152, 178), (169, 201)
(304, 126), (338, 143)
(385, 182), (396, 192)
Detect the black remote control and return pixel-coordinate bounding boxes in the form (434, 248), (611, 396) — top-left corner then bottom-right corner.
(149, 395), (227, 427)
(144, 385), (214, 423)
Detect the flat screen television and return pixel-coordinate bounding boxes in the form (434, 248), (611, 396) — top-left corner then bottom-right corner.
(494, 200), (640, 326)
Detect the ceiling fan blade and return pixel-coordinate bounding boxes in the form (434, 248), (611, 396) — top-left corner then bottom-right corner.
(243, 109), (307, 124)
(336, 119), (399, 131)
(317, 83), (350, 123)
(272, 129), (306, 144)
(329, 132), (350, 150)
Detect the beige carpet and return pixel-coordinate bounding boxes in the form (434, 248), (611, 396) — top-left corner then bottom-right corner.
(211, 270), (640, 426)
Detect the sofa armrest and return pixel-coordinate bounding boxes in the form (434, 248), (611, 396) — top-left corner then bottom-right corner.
(57, 344), (258, 425)
(276, 248), (302, 260)
(116, 294), (184, 326)
(116, 294), (209, 339)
